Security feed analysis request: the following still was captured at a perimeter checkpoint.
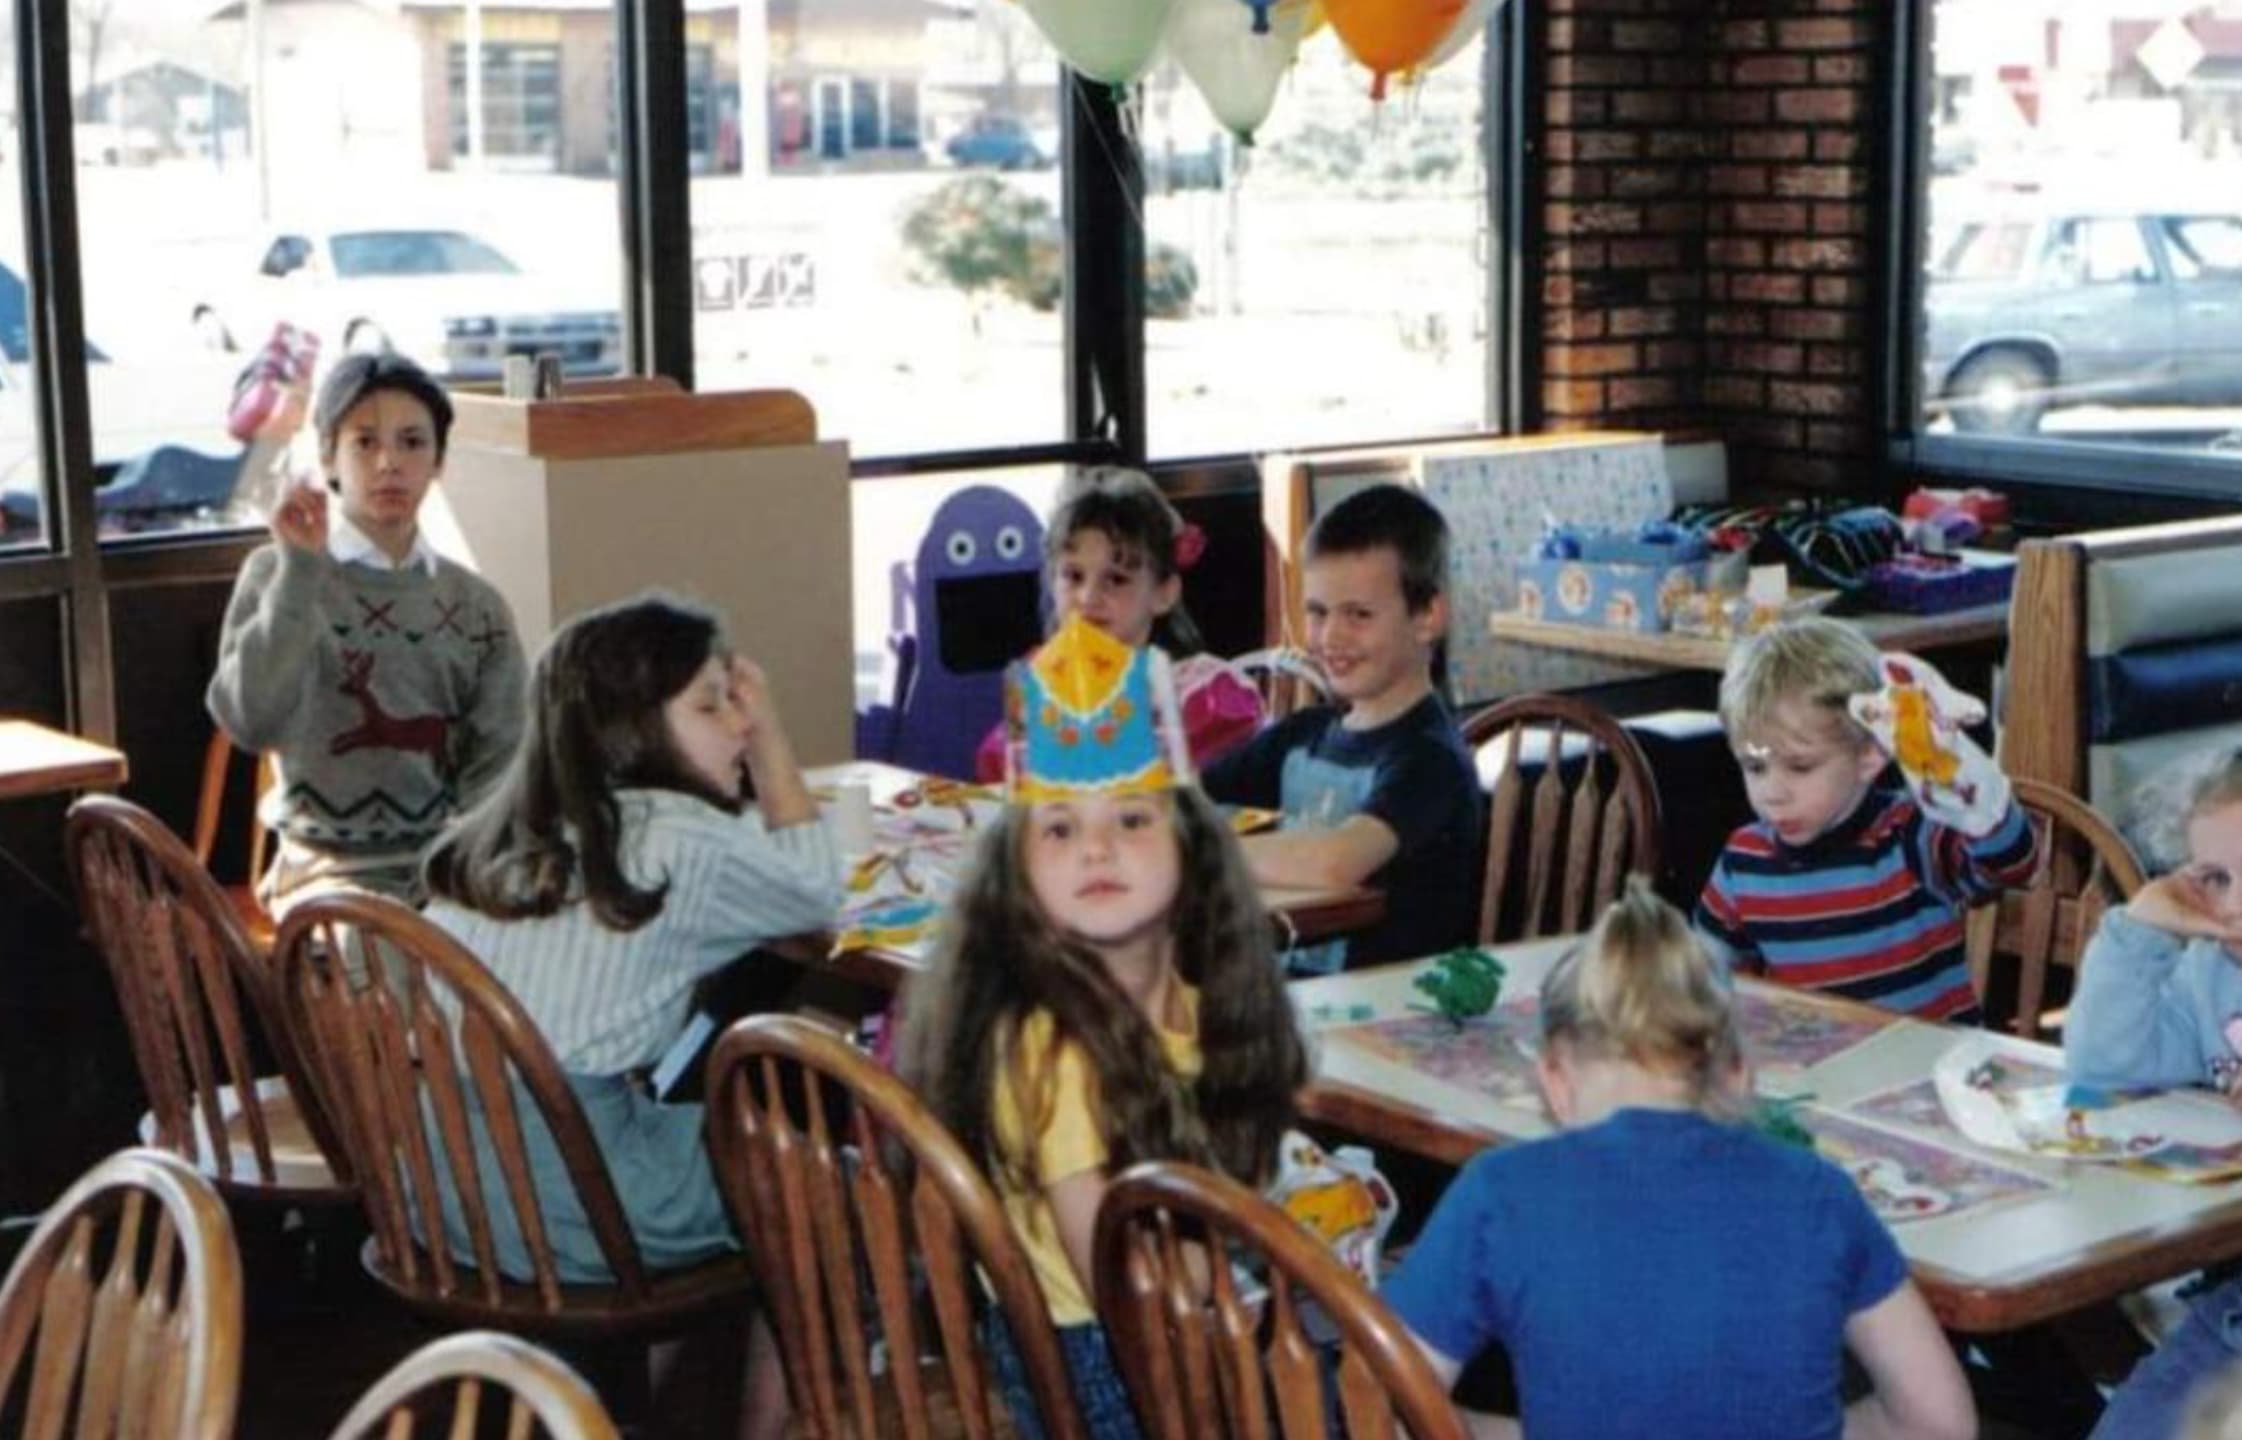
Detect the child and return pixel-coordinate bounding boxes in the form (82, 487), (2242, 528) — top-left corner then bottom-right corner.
(417, 591), (841, 1289)
(973, 466), (1258, 781)
(1383, 879), (1975, 1440)
(1695, 617), (2038, 1020)
(1201, 483), (1480, 975)
(206, 352), (527, 910)
(900, 616), (1308, 1440)
(2065, 746), (2242, 1440)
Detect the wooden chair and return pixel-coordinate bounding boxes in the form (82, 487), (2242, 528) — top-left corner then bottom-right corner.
(270, 891), (755, 1341)
(1968, 777), (2147, 1040)
(326, 1330), (619, 1439)
(1093, 1161), (1467, 1440)
(63, 794), (352, 1205)
(191, 729), (277, 950)
(705, 1013), (1086, 1440)
(0, 1147), (244, 1440)
(1463, 694), (1663, 942)
(1231, 646), (1331, 724)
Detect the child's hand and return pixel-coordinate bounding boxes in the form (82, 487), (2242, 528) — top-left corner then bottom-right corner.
(726, 654), (775, 738)
(269, 479), (328, 553)
(2128, 870), (2242, 952)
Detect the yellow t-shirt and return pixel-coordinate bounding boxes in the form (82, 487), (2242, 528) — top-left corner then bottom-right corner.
(989, 986), (1203, 1326)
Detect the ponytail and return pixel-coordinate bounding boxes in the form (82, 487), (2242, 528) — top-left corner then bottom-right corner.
(1540, 876), (1742, 1112)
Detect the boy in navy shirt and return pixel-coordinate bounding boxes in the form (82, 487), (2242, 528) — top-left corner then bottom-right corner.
(1203, 485), (1479, 973)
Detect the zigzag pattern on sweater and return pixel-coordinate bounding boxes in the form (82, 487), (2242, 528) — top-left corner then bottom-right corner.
(285, 780), (458, 826)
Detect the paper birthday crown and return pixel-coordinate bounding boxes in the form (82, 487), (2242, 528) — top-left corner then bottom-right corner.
(1004, 614), (1194, 803)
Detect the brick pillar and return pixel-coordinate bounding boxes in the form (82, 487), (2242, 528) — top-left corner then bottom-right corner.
(1535, 0), (1885, 500)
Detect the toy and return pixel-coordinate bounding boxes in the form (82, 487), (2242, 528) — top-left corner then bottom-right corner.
(1412, 946), (1506, 1026)
(1847, 652), (2011, 838)
(1749, 1094), (1817, 1152)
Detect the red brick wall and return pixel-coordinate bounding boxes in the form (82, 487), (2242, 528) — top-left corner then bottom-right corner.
(1536, 0), (1884, 498)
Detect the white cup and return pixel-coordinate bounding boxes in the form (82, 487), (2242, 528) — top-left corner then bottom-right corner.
(502, 354), (537, 399)
(829, 782), (876, 854)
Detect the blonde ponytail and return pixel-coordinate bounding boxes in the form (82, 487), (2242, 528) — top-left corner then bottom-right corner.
(1541, 876), (1742, 1111)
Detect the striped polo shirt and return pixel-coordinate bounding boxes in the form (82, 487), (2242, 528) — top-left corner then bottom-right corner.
(1694, 785), (2040, 1020)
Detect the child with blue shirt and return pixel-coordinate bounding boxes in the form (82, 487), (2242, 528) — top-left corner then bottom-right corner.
(1695, 617), (2039, 1020)
(2066, 746), (2242, 1440)
(1383, 878), (1974, 1440)
(1201, 484), (1479, 974)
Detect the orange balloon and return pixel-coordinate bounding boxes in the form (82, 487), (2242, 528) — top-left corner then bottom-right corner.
(1322, 0), (1464, 98)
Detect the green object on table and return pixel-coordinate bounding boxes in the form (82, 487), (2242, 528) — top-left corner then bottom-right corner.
(1412, 946), (1506, 1026)
(1750, 1095), (1817, 1152)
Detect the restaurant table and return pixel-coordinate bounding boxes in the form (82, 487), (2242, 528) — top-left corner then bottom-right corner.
(1486, 599), (2011, 674)
(1294, 937), (2242, 1334)
(779, 760), (1386, 992)
(0, 719), (128, 801)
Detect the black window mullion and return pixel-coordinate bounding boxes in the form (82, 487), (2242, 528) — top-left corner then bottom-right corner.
(616, 0), (693, 386)
(1062, 70), (1144, 464)
(13, 0), (112, 740)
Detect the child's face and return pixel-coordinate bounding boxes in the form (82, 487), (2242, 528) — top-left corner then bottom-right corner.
(1023, 791), (1182, 955)
(1051, 529), (1178, 648)
(662, 655), (752, 803)
(329, 389), (440, 536)
(1733, 700), (1887, 846)
(2184, 801), (2242, 931)
(1302, 548), (1444, 711)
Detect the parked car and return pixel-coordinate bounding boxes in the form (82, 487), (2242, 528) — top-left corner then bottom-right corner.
(1923, 204), (2242, 434)
(190, 226), (624, 383)
(2, 259), (247, 543)
(944, 114), (1051, 171)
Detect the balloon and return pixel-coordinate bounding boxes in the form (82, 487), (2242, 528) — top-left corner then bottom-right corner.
(1302, 0), (1329, 36)
(1237, 0), (1274, 32)
(1171, 0), (1311, 143)
(1424, 0), (1500, 70)
(1321, 0), (1465, 99)
(1017, 0), (1181, 86)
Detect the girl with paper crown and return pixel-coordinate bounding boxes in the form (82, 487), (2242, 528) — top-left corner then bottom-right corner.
(900, 614), (1310, 1440)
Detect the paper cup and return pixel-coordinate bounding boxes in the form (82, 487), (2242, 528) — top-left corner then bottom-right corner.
(830, 782), (876, 854)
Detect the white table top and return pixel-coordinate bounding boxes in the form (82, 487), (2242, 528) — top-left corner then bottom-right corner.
(1293, 939), (2242, 1332)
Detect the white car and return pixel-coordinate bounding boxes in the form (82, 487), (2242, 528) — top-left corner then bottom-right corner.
(191, 226), (624, 383)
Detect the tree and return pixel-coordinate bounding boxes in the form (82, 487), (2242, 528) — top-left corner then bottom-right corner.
(900, 174), (1052, 332)
(72, 0), (122, 121)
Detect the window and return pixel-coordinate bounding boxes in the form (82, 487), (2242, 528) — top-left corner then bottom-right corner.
(1138, 36), (1496, 457)
(1908, 0), (2242, 478)
(52, 1), (625, 546)
(691, 3), (1068, 457)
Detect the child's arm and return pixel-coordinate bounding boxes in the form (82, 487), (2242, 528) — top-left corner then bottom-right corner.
(1239, 815), (1399, 892)
(1693, 858), (1765, 977)
(1199, 719), (1291, 808)
(1046, 1167), (1109, 1307)
(1841, 1281), (1975, 1440)
(454, 591), (527, 808)
(733, 655), (817, 831)
(2065, 882), (2238, 1090)
(206, 524), (331, 750)
(1918, 790), (2040, 903)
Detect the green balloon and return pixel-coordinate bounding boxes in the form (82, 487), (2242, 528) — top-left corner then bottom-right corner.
(1018, 0), (1182, 86)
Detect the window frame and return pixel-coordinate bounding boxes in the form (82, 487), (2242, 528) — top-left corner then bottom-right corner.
(1885, 0), (2242, 499)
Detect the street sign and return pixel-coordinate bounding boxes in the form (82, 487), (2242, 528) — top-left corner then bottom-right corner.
(694, 253), (817, 312)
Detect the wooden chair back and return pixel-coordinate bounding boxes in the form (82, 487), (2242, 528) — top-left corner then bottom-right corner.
(1093, 1161), (1467, 1440)
(190, 730), (276, 947)
(326, 1330), (619, 1439)
(273, 891), (746, 1331)
(63, 795), (349, 1201)
(1231, 647), (1331, 724)
(0, 1147), (243, 1440)
(1968, 778), (2147, 1039)
(1463, 694), (1663, 942)
(706, 1014), (1087, 1440)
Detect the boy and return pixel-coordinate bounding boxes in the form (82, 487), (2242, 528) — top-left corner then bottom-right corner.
(1203, 484), (1480, 974)
(1694, 617), (2038, 1020)
(207, 352), (527, 912)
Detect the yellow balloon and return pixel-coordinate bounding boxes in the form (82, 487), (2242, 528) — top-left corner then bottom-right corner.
(1302, 0), (1328, 37)
(1322, 0), (1465, 99)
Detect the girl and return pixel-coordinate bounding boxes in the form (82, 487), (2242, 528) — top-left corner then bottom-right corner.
(419, 592), (841, 1291)
(1384, 878), (1973, 1440)
(974, 467), (1260, 781)
(207, 351), (527, 911)
(899, 780), (1308, 1439)
(2066, 746), (2242, 1440)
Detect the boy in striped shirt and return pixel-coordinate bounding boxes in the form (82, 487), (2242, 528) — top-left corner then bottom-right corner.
(1694, 618), (2039, 1020)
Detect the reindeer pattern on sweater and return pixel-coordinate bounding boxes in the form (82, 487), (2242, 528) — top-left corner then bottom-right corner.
(207, 543), (527, 856)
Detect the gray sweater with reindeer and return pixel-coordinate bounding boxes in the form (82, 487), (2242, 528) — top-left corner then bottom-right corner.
(207, 541), (527, 858)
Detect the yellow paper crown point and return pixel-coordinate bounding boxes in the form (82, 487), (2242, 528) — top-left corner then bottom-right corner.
(1030, 613), (1133, 716)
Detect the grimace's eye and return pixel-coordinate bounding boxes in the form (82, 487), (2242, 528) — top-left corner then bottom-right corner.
(995, 525), (1026, 561)
(945, 530), (977, 566)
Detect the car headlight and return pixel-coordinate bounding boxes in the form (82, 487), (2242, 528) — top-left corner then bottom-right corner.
(445, 315), (498, 339)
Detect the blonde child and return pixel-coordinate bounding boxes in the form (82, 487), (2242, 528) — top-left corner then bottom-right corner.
(902, 618), (1309, 1440)
(417, 593), (840, 1298)
(2066, 746), (2242, 1439)
(1384, 879), (1975, 1440)
(207, 352), (527, 910)
(1695, 616), (2038, 1020)
(974, 466), (1257, 780)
